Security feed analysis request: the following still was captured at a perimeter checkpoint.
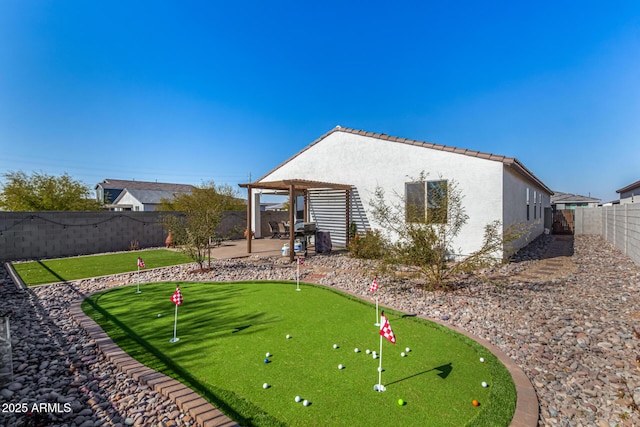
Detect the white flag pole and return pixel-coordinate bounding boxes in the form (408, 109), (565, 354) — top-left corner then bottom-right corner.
(296, 259), (301, 291)
(170, 304), (180, 343)
(375, 332), (386, 392)
(374, 297), (379, 326)
(135, 266), (141, 294)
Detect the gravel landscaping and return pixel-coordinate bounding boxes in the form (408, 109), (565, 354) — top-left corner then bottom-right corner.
(1, 234), (639, 426)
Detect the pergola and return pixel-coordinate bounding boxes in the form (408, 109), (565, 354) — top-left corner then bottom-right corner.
(238, 179), (353, 262)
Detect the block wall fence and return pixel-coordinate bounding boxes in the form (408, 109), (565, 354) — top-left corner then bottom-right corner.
(575, 204), (640, 266)
(0, 210), (285, 261)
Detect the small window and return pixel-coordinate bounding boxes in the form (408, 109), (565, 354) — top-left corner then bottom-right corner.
(405, 182), (425, 223)
(427, 180), (448, 224)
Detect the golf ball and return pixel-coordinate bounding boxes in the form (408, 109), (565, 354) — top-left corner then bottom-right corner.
(264, 358), (269, 364)
(286, 334), (291, 339)
(398, 399), (405, 406)
(481, 381), (488, 388)
(401, 352), (406, 357)
(263, 383), (269, 389)
(472, 399), (480, 407)
(365, 349), (371, 354)
(303, 399), (310, 406)
(338, 364), (344, 370)
(354, 348), (359, 353)
(295, 396), (301, 402)
(479, 357), (485, 363)
(372, 354), (377, 359)
(266, 352), (271, 358)
(333, 344), (338, 349)
(157, 314), (162, 317)
(405, 347), (411, 352)
(377, 367), (382, 372)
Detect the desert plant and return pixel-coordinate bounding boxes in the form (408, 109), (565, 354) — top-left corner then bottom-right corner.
(369, 173), (530, 292)
(348, 229), (386, 260)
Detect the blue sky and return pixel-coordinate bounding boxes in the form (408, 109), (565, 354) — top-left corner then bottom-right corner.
(1, 1), (638, 203)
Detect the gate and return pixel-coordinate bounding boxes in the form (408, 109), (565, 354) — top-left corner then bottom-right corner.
(552, 209), (575, 234)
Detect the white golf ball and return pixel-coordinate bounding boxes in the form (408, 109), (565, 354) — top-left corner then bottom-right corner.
(157, 314), (162, 317)
(338, 364), (344, 370)
(266, 352), (271, 358)
(377, 367), (382, 372)
(263, 383), (269, 389)
(303, 399), (310, 406)
(286, 334), (291, 339)
(401, 352), (406, 357)
(294, 396), (301, 402)
(365, 349), (371, 354)
(333, 344), (338, 349)
(354, 348), (359, 353)
(372, 353), (377, 359)
(482, 381), (488, 388)
(405, 347), (411, 352)
(480, 357), (485, 363)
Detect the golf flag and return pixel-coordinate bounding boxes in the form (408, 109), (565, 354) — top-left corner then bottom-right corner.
(170, 286), (183, 306)
(380, 312), (396, 344)
(137, 257), (146, 268)
(297, 257), (304, 265)
(369, 277), (379, 293)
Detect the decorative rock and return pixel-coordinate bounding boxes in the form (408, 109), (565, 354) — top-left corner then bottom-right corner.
(1, 234), (639, 426)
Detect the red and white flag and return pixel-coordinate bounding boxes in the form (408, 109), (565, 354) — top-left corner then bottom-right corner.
(137, 257), (146, 269)
(379, 311), (396, 344)
(297, 257), (304, 265)
(170, 286), (183, 306)
(369, 277), (379, 293)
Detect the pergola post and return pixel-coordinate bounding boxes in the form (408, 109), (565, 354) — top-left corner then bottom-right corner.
(345, 188), (350, 247)
(246, 185), (252, 253)
(289, 183), (295, 263)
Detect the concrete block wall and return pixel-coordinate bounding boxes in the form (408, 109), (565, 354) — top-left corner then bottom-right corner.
(575, 204), (640, 265)
(0, 211), (247, 261)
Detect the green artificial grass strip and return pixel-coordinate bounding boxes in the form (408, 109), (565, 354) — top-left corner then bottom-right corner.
(12, 249), (193, 286)
(83, 281), (516, 427)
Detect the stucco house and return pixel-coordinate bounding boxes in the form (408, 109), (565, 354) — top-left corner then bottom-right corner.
(242, 126), (552, 260)
(617, 180), (640, 204)
(95, 179), (195, 211)
(551, 192), (600, 210)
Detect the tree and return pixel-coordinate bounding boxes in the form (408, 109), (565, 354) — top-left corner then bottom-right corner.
(369, 173), (530, 291)
(0, 171), (102, 211)
(159, 181), (245, 271)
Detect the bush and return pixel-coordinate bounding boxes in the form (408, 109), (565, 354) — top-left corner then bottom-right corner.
(348, 229), (386, 259)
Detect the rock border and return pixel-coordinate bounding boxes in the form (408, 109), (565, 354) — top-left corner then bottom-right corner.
(6, 261), (538, 426)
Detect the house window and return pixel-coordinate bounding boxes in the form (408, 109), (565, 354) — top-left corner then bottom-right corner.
(534, 190), (537, 219)
(526, 188), (530, 221)
(405, 180), (448, 224)
(427, 180), (448, 224)
(405, 182), (426, 223)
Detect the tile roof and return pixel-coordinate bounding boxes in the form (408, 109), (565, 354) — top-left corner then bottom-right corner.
(257, 126), (552, 194)
(616, 179), (640, 194)
(551, 192), (600, 204)
(96, 179), (195, 193)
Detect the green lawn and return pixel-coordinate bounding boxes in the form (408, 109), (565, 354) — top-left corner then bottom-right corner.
(12, 249), (193, 286)
(83, 281), (516, 426)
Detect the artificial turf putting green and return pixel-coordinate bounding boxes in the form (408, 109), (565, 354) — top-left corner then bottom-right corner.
(12, 249), (193, 286)
(83, 281), (516, 426)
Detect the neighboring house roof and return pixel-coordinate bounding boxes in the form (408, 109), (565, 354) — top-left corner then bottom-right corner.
(616, 179), (640, 194)
(551, 192), (600, 204)
(95, 179), (195, 194)
(258, 126), (553, 194)
(112, 188), (189, 205)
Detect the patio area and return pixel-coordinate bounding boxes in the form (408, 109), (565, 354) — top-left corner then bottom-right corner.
(210, 237), (311, 259)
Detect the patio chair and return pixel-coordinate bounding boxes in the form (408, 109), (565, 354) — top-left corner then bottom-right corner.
(268, 221), (280, 239)
(277, 221), (289, 239)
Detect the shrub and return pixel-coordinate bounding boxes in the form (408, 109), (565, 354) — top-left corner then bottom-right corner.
(348, 229), (386, 259)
